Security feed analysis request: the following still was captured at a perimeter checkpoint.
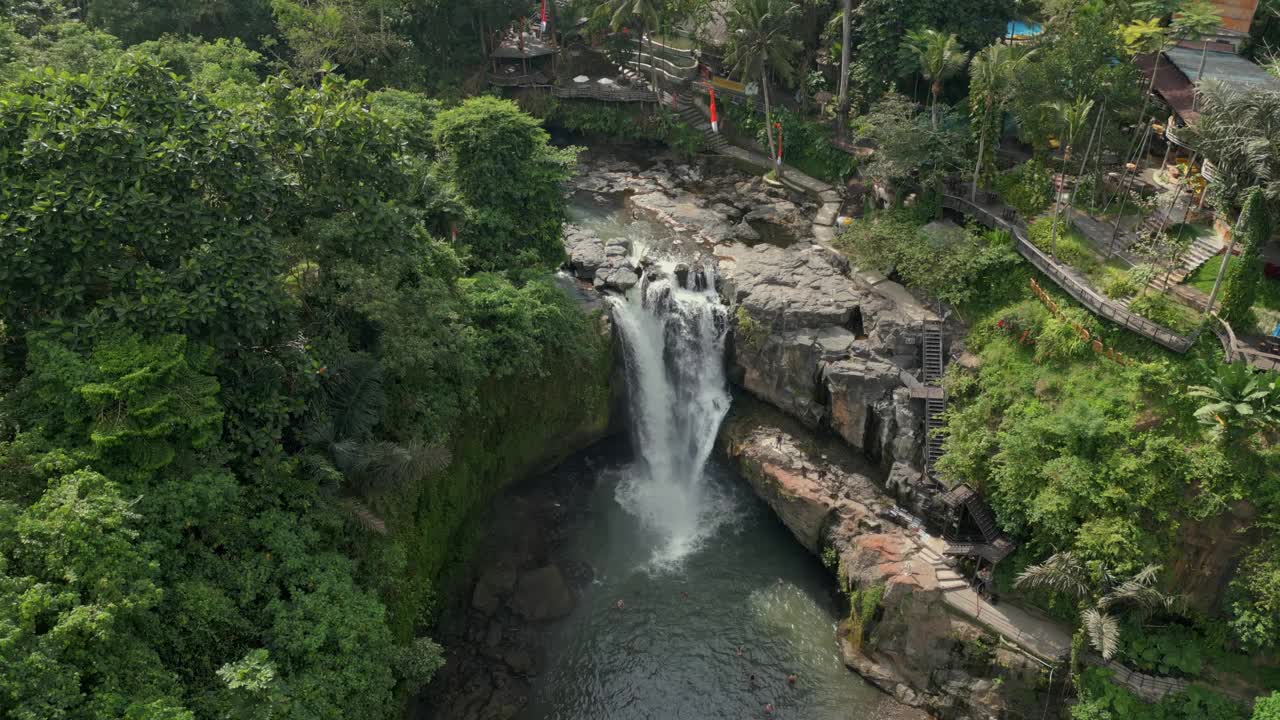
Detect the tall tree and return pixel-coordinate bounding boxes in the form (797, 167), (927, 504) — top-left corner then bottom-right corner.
(904, 28), (969, 129)
(431, 96), (578, 271)
(836, 0), (851, 136)
(1123, 15), (1177, 149)
(609, 0), (661, 91)
(1218, 188), (1273, 326)
(723, 0), (801, 175)
(968, 42), (1033, 200)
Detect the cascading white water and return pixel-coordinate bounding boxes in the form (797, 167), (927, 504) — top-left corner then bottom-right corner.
(608, 260), (734, 569)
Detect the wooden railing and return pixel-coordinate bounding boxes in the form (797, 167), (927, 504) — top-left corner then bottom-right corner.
(552, 85), (657, 102)
(487, 73), (546, 87)
(941, 191), (1196, 353)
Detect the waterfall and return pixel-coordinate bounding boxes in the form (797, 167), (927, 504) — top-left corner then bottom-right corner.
(608, 260), (733, 569)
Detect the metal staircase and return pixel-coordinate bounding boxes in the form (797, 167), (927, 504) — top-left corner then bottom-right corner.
(921, 322), (946, 474)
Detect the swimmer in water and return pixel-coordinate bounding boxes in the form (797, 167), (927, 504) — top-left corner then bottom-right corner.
(787, 674), (797, 687)
(764, 703), (775, 714)
(615, 599), (625, 610)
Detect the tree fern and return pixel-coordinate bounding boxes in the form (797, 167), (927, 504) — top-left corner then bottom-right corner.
(322, 354), (387, 440)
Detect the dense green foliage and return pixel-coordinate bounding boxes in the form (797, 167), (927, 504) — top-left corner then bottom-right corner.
(836, 212), (1019, 306)
(845, 0), (1011, 106)
(544, 98), (706, 160)
(1219, 189), (1271, 327)
(0, 32), (609, 720)
(1071, 667), (1245, 720)
(721, 101), (859, 183)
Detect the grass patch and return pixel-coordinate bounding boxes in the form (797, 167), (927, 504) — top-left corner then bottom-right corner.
(1186, 253), (1280, 314)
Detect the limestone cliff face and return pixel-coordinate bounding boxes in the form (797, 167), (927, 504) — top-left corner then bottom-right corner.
(721, 409), (1054, 720)
(716, 240), (937, 507)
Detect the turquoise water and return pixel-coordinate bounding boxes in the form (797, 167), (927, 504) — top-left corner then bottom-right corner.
(1006, 20), (1043, 38)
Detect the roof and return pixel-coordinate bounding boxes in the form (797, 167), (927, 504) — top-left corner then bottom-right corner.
(1207, 0), (1260, 35)
(1135, 52), (1201, 124)
(1165, 46), (1280, 91)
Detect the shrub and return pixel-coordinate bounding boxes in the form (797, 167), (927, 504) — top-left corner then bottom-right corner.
(995, 159), (1054, 217)
(1102, 267), (1141, 300)
(837, 213), (1018, 306)
(1035, 306), (1099, 362)
(1028, 217), (1099, 274)
(1128, 293), (1197, 334)
(1118, 620), (1205, 677)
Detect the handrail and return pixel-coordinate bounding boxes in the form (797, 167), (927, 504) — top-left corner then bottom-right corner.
(552, 85), (657, 102)
(941, 190), (1196, 353)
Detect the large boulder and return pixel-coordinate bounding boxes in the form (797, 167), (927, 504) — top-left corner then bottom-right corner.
(509, 565), (575, 621)
(563, 225), (607, 280)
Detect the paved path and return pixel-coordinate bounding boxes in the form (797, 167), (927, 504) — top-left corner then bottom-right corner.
(917, 535), (1073, 663)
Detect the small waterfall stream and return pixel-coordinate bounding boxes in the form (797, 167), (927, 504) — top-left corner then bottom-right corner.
(608, 261), (732, 568)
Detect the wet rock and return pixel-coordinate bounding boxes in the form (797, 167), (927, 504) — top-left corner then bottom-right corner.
(628, 190), (737, 244)
(563, 226), (607, 280)
(594, 266), (639, 293)
(509, 566), (574, 621)
(674, 263), (690, 289)
(473, 581), (501, 616)
(732, 221), (760, 242)
(502, 647), (535, 676)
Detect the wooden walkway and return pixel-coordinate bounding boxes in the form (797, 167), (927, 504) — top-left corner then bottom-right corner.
(940, 188), (1196, 353)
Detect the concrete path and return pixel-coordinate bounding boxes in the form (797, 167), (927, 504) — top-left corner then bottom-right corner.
(917, 535), (1073, 664)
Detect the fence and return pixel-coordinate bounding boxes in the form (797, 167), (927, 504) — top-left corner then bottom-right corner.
(941, 191), (1196, 353)
(551, 85), (657, 102)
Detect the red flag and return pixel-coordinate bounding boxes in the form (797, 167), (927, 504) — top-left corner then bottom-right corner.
(540, 0), (547, 32)
(709, 88), (719, 133)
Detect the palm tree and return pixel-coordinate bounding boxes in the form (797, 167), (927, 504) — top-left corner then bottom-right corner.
(904, 28), (970, 130)
(968, 43), (1034, 201)
(836, 0), (852, 136)
(1188, 363), (1280, 444)
(1044, 96), (1096, 255)
(1016, 552), (1182, 660)
(304, 355), (451, 534)
(609, 0), (662, 92)
(1123, 17), (1175, 154)
(724, 0), (801, 175)
(1186, 83), (1280, 207)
